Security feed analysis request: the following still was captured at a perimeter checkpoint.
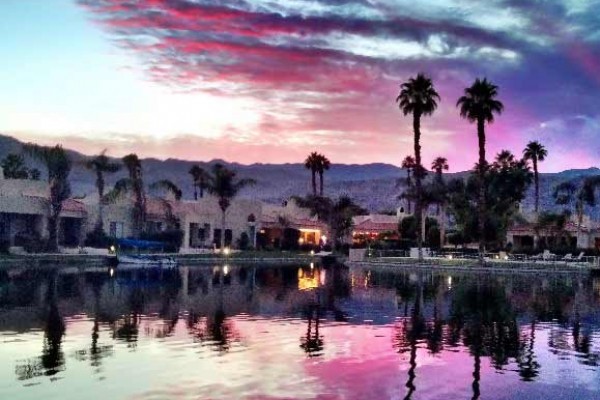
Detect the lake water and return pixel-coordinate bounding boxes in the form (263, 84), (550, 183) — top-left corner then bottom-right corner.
(1, 263), (599, 400)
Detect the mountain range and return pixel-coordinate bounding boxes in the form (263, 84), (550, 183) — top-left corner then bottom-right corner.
(2, 134), (599, 216)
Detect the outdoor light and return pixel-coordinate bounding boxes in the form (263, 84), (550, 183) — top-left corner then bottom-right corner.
(321, 235), (327, 244)
(310, 250), (315, 256)
(223, 265), (229, 275)
(109, 245), (116, 253)
(298, 237), (305, 244)
(223, 247), (231, 256)
(447, 254), (453, 260)
(109, 268), (114, 277)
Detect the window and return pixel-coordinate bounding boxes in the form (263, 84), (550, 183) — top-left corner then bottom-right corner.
(109, 222), (124, 238)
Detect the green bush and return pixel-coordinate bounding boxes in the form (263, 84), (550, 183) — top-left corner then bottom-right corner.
(85, 228), (115, 249)
(237, 232), (250, 250)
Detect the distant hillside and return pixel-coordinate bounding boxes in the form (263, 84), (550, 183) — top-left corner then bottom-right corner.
(1, 134), (599, 216)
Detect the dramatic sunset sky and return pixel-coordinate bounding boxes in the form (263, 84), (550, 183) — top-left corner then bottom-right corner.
(1, 0), (599, 171)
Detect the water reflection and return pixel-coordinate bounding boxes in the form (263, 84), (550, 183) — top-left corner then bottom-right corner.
(1, 264), (600, 399)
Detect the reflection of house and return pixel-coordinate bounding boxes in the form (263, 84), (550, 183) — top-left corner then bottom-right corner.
(351, 214), (400, 243)
(0, 175), (87, 248)
(507, 218), (600, 250)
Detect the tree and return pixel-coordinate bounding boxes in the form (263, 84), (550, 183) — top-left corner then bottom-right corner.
(23, 144), (72, 252)
(401, 155), (416, 213)
(84, 150), (121, 232)
(206, 163), (256, 250)
(315, 153), (331, 196)
(189, 165), (209, 200)
(431, 157), (449, 246)
(304, 152), (320, 196)
(397, 73), (440, 261)
(523, 141), (548, 215)
(457, 78), (504, 262)
(1, 153), (31, 179)
(553, 176), (600, 243)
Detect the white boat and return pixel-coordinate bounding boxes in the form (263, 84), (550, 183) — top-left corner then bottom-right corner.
(117, 254), (178, 268)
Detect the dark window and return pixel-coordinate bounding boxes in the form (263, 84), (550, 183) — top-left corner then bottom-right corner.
(225, 229), (233, 246)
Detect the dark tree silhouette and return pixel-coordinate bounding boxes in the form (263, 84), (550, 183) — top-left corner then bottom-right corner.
(397, 73), (440, 261)
(457, 78), (504, 263)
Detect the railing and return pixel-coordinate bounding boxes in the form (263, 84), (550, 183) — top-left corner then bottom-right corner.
(364, 249), (600, 266)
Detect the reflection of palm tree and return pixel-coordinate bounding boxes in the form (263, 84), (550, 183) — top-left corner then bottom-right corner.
(300, 305), (324, 357)
(42, 287), (66, 376)
(517, 320), (540, 381)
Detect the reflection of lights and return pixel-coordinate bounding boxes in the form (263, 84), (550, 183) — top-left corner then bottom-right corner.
(223, 265), (229, 275)
(320, 270), (326, 285)
(109, 268), (114, 277)
(298, 268), (320, 290)
(447, 276), (453, 289)
(213, 266), (220, 274)
(310, 262), (314, 269)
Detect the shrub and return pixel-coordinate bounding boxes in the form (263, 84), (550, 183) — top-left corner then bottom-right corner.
(0, 239), (9, 254)
(14, 231), (45, 253)
(237, 232), (250, 250)
(85, 228), (115, 249)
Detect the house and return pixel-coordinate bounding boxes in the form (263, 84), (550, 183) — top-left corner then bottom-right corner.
(506, 218), (600, 250)
(0, 174), (87, 249)
(351, 214), (400, 243)
(84, 194), (327, 251)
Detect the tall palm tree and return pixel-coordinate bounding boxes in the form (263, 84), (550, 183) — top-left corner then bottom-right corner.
(431, 157), (449, 247)
(23, 143), (72, 252)
(206, 163), (256, 250)
(189, 165), (209, 200)
(457, 78), (504, 262)
(304, 152), (319, 196)
(84, 150), (122, 232)
(401, 155), (416, 213)
(523, 141), (548, 215)
(397, 73), (440, 261)
(316, 153), (331, 196)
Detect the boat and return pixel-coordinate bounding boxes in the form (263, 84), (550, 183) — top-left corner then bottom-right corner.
(115, 239), (178, 268)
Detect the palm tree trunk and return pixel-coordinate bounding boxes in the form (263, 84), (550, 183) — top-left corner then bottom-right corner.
(96, 171), (105, 232)
(319, 171), (324, 196)
(533, 159), (539, 215)
(477, 118), (486, 264)
(440, 203), (446, 248)
(407, 171), (412, 213)
(193, 183), (198, 201)
(311, 171), (317, 196)
(48, 214), (59, 252)
(413, 112), (423, 261)
(221, 209), (226, 250)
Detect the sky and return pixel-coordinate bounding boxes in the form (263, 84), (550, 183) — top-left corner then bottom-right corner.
(1, 0), (599, 172)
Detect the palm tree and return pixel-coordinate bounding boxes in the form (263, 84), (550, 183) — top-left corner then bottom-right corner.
(401, 155), (416, 213)
(523, 141), (548, 215)
(457, 78), (504, 262)
(316, 153), (331, 196)
(189, 165), (209, 200)
(206, 163), (256, 250)
(84, 150), (122, 232)
(23, 143), (72, 252)
(431, 157), (449, 247)
(397, 73), (440, 261)
(304, 152), (319, 196)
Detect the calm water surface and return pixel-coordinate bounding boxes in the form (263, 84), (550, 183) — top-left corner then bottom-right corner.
(1, 263), (600, 400)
